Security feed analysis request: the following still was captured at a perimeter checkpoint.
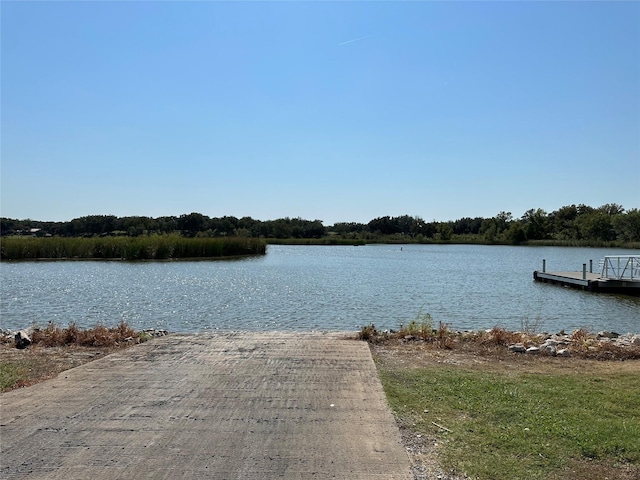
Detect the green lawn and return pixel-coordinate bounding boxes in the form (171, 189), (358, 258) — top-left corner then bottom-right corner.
(377, 365), (640, 480)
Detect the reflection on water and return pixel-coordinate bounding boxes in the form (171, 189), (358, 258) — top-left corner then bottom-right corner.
(1, 245), (638, 333)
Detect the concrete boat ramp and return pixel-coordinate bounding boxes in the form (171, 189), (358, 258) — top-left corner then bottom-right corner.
(0, 332), (412, 479)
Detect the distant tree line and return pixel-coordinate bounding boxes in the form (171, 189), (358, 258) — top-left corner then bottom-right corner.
(0, 214), (326, 240)
(1, 203), (639, 245)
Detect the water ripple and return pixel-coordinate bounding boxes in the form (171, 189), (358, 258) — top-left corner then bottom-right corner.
(1, 245), (638, 333)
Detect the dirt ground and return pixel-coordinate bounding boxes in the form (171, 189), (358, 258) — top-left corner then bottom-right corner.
(0, 343), (123, 391)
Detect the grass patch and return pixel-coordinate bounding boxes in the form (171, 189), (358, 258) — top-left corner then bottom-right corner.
(0, 361), (33, 391)
(377, 365), (640, 480)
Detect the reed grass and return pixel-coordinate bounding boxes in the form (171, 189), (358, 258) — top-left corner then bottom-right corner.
(0, 235), (266, 260)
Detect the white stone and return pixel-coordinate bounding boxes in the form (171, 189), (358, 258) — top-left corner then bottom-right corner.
(509, 344), (526, 353)
(541, 344), (557, 356)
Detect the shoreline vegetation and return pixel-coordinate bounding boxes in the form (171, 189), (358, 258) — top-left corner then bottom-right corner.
(1, 234), (638, 261)
(0, 235), (266, 260)
(1, 203), (639, 256)
(358, 320), (640, 361)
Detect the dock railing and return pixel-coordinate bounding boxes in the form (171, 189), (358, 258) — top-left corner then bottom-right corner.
(600, 256), (640, 281)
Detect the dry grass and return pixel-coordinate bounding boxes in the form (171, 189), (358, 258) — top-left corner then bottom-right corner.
(29, 321), (139, 348)
(359, 324), (640, 361)
(478, 326), (525, 346)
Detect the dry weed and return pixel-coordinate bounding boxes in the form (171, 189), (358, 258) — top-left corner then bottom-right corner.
(478, 327), (524, 347)
(30, 321), (139, 348)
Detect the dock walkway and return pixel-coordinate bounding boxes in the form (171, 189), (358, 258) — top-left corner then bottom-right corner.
(0, 332), (412, 479)
(534, 270), (601, 289)
(534, 255), (640, 295)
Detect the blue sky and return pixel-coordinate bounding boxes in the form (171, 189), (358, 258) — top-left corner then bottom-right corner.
(2, 1), (639, 225)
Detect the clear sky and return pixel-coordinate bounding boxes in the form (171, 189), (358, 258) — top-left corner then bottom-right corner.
(2, 1), (639, 225)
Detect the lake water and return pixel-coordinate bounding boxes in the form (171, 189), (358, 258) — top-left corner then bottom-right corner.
(1, 244), (639, 334)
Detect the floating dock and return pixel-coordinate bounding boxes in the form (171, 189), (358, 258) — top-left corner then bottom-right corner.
(534, 255), (640, 296)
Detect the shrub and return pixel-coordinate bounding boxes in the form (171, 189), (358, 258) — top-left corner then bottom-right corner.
(358, 324), (379, 341)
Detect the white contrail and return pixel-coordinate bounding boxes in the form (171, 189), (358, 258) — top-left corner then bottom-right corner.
(337, 34), (372, 46)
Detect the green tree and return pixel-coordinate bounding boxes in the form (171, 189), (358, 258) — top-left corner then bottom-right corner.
(575, 212), (615, 241)
(270, 218), (293, 238)
(331, 222), (366, 235)
(178, 213), (208, 237)
(238, 216), (260, 237)
(506, 222), (527, 244)
(598, 203), (625, 216)
(479, 212), (512, 242)
(436, 222), (453, 241)
(368, 216), (401, 235)
(612, 209), (640, 242)
(156, 216), (179, 234)
(395, 215), (416, 236)
(208, 216), (238, 236)
(452, 217), (483, 235)
(550, 205), (579, 240)
(0, 218), (19, 235)
(521, 208), (549, 240)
